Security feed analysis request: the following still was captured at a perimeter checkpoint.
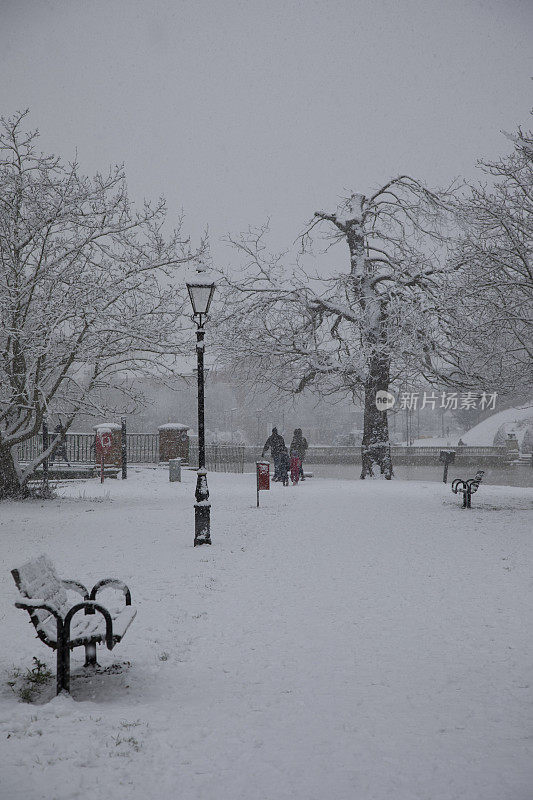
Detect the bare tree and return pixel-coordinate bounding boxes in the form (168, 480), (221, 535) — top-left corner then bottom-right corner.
(442, 126), (533, 397)
(0, 111), (203, 497)
(216, 177), (455, 478)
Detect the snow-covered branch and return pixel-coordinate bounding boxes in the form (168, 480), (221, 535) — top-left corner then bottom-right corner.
(0, 110), (204, 496)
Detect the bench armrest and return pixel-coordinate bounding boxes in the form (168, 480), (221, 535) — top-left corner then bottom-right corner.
(15, 600), (63, 644)
(90, 579), (132, 606)
(61, 580), (90, 599)
(15, 599), (60, 619)
(64, 602), (114, 649)
(451, 479), (466, 494)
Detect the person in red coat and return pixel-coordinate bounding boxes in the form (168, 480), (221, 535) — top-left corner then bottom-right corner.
(290, 450), (301, 484)
(289, 428), (308, 481)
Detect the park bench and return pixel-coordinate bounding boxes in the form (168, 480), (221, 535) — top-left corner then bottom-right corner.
(20, 462), (120, 480)
(11, 555), (136, 695)
(451, 469), (485, 508)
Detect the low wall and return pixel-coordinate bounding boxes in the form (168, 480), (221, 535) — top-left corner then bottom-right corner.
(244, 445), (511, 467)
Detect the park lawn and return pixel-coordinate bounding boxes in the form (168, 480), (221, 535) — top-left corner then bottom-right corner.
(0, 468), (532, 800)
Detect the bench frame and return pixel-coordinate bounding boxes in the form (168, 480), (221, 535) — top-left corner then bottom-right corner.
(451, 469), (485, 508)
(12, 568), (134, 695)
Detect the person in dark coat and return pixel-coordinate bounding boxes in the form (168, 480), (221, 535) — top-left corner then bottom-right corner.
(278, 447), (291, 486)
(290, 428), (308, 481)
(262, 427), (286, 481)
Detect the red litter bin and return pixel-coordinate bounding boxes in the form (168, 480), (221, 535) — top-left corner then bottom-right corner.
(256, 460), (270, 507)
(95, 427), (113, 483)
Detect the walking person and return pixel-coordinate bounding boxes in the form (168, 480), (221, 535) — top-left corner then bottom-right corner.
(289, 449), (301, 485)
(290, 428), (308, 481)
(278, 447), (291, 486)
(261, 427), (286, 481)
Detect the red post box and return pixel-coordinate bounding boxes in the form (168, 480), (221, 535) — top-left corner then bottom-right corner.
(256, 460), (270, 507)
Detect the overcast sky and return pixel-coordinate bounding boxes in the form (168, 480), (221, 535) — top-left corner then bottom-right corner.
(1, 0), (532, 264)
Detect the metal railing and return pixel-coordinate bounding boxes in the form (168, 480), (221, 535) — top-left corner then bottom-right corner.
(17, 432), (160, 465)
(188, 443), (245, 473)
(126, 433), (159, 463)
(17, 433), (94, 464)
(17, 432), (245, 472)
(17, 434), (512, 471)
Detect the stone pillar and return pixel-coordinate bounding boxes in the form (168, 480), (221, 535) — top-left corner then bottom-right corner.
(94, 422), (122, 466)
(158, 424), (190, 463)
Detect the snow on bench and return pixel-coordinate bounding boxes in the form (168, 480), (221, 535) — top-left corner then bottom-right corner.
(11, 555), (136, 694)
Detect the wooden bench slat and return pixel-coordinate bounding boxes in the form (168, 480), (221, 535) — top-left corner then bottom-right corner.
(69, 606), (137, 648)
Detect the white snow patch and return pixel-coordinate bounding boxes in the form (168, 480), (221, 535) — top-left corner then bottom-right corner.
(93, 423), (121, 432)
(1, 468), (532, 800)
(462, 403), (533, 446)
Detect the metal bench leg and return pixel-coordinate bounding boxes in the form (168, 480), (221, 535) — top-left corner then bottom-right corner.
(56, 642), (70, 694)
(466, 488), (472, 508)
(84, 643), (98, 667)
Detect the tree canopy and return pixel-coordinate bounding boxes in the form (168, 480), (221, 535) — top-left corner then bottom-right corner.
(0, 110), (202, 496)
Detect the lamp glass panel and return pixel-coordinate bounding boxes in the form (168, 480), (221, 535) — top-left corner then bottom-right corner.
(187, 284), (214, 315)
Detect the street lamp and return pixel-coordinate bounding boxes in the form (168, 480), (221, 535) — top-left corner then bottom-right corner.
(186, 272), (216, 546)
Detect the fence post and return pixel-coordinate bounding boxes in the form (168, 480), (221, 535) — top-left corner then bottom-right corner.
(42, 418), (49, 492)
(121, 417), (127, 479)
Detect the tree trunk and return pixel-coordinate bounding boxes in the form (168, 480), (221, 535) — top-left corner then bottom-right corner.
(360, 353), (393, 480)
(0, 443), (28, 499)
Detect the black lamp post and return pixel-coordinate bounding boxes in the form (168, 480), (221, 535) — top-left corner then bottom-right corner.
(186, 273), (216, 546)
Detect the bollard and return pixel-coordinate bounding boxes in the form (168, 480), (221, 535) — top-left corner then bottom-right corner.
(169, 458), (182, 482)
(256, 460), (270, 506)
(439, 449), (456, 483)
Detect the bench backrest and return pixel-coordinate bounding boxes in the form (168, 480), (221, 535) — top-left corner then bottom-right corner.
(12, 555), (70, 630)
(472, 470), (484, 484)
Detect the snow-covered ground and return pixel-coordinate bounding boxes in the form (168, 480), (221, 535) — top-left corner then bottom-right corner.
(1, 468), (532, 800)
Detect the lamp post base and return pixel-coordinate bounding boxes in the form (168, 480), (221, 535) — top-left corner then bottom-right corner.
(194, 504), (211, 546)
(194, 468), (211, 545)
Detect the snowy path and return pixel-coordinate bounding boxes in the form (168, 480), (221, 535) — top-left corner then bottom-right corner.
(1, 469), (532, 799)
